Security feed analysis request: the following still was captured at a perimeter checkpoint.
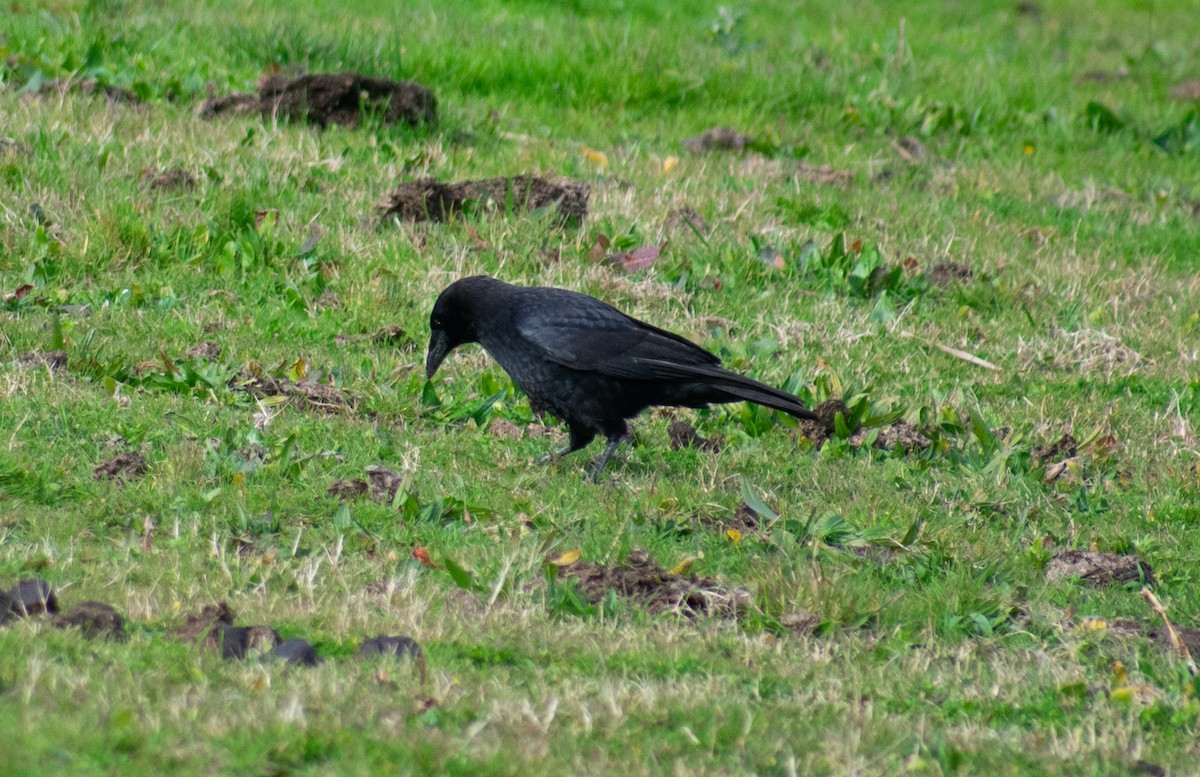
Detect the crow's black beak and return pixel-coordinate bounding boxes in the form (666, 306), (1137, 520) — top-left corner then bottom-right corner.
(425, 330), (450, 378)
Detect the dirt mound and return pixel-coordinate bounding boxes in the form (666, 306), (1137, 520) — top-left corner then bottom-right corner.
(16, 350), (67, 372)
(327, 465), (408, 505)
(1032, 433), (1077, 466)
(198, 72), (436, 128)
(93, 452), (148, 484)
(29, 77), (139, 103)
(795, 161), (854, 187)
(231, 371), (349, 411)
(184, 341), (221, 360)
(1046, 550), (1154, 587)
(51, 601), (126, 640)
(682, 127), (755, 152)
(926, 262), (974, 287)
(327, 478), (370, 501)
(174, 602), (235, 643)
(849, 419), (931, 453)
(668, 421), (721, 452)
(562, 549), (752, 616)
(795, 398), (847, 446)
(380, 175), (589, 225)
(1170, 80), (1200, 102)
(142, 167), (198, 191)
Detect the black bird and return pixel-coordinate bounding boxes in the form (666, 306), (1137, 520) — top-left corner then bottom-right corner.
(425, 275), (818, 480)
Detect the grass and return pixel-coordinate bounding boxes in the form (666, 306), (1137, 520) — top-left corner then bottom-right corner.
(2, 0), (1200, 773)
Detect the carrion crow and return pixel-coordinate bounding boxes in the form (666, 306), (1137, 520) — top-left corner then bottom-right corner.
(425, 275), (818, 480)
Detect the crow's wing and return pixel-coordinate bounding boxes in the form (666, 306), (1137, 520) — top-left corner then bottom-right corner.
(514, 290), (720, 378)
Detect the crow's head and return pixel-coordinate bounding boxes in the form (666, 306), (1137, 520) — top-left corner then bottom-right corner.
(425, 275), (495, 378)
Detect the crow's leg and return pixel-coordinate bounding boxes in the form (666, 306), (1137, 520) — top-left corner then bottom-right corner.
(586, 428), (632, 483)
(538, 425), (596, 463)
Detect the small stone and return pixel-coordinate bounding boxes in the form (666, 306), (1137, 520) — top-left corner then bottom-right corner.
(358, 635), (424, 661)
(5, 579), (58, 617)
(270, 638), (321, 667)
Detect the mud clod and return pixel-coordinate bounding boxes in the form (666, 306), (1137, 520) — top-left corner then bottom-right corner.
(17, 350), (67, 372)
(380, 175), (589, 225)
(232, 371), (349, 411)
(373, 324), (415, 348)
(358, 635), (424, 661)
(780, 610), (820, 635)
(489, 419), (524, 440)
(185, 341), (221, 360)
(682, 127), (756, 153)
(270, 637), (321, 667)
(664, 206), (710, 236)
(794, 161), (854, 187)
(893, 136), (928, 162)
(1032, 433), (1077, 466)
(562, 549), (752, 617)
(218, 624), (281, 660)
(926, 262), (974, 287)
(327, 478), (370, 501)
(175, 602), (235, 643)
(93, 451), (149, 484)
(849, 419), (931, 453)
(51, 601), (126, 640)
(1046, 550), (1154, 587)
(5, 579), (58, 617)
(1169, 80), (1200, 102)
(31, 77), (140, 103)
(366, 465), (405, 505)
(198, 72), (436, 128)
(668, 421), (721, 452)
(142, 167), (198, 191)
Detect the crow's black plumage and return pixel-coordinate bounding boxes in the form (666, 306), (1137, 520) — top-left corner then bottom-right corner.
(425, 275), (818, 480)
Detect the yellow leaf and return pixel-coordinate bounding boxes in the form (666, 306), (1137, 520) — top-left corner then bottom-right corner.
(1076, 618), (1107, 633)
(580, 146), (608, 169)
(288, 357), (308, 381)
(550, 549), (581, 567)
(1111, 661), (1129, 687)
(231, 472), (246, 487)
(726, 528), (743, 544)
(662, 156), (679, 174)
(668, 556), (696, 576)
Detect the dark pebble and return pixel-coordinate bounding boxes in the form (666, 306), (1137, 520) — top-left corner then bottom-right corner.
(358, 635), (424, 660)
(270, 638), (322, 667)
(5, 579), (58, 617)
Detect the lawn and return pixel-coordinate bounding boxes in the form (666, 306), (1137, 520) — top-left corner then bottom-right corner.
(2, 0), (1199, 774)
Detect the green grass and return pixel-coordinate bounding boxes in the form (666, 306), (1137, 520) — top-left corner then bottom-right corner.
(2, 0), (1200, 773)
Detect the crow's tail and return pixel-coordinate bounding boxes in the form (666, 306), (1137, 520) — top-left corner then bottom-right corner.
(708, 371), (820, 421)
(640, 360), (820, 422)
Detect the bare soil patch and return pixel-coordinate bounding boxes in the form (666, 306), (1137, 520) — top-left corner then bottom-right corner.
(142, 167), (198, 191)
(231, 371), (349, 411)
(380, 175), (589, 225)
(198, 72), (436, 128)
(682, 127), (755, 152)
(562, 549), (753, 617)
(667, 420), (721, 452)
(794, 161), (854, 187)
(926, 262), (974, 287)
(51, 601), (126, 640)
(92, 452), (148, 484)
(16, 350), (67, 372)
(29, 77), (140, 103)
(1046, 550), (1154, 587)
(849, 419), (931, 453)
